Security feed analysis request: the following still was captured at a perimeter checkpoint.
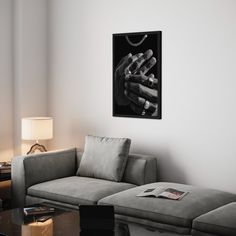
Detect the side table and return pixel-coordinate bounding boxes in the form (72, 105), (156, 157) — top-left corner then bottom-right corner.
(0, 163), (11, 210)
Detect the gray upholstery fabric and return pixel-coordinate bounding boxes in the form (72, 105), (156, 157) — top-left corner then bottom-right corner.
(27, 176), (135, 205)
(76, 148), (83, 169)
(192, 202), (236, 236)
(191, 229), (221, 236)
(98, 182), (236, 234)
(26, 195), (80, 211)
(12, 155), (27, 207)
(122, 154), (157, 185)
(77, 135), (131, 182)
(12, 148), (76, 207)
(116, 214), (191, 235)
(77, 149), (157, 186)
(24, 148), (76, 188)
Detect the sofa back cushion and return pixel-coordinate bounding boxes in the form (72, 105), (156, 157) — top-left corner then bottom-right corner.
(122, 154), (157, 185)
(76, 148), (157, 185)
(77, 135), (131, 182)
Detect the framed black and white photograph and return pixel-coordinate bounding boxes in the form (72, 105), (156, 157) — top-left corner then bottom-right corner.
(113, 31), (162, 119)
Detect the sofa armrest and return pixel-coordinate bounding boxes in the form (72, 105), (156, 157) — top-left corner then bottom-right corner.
(11, 155), (28, 207)
(12, 148), (76, 207)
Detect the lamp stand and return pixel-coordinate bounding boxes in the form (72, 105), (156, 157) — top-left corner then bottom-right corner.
(27, 141), (47, 155)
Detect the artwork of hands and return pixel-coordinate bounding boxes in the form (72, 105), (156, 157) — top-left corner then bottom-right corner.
(114, 49), (158, 116)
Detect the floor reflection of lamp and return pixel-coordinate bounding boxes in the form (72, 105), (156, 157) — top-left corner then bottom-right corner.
(21, 219), (53, 236)
(22, 117), (53, 155)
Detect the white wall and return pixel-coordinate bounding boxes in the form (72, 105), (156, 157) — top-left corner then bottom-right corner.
(13, 0), (49, 155)
(0, 0), (49, 158)
(48, 0), (236, 193)
(0, 0), (14, 161)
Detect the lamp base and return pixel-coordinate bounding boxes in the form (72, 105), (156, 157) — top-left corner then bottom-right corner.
(27, 143), (47, 155)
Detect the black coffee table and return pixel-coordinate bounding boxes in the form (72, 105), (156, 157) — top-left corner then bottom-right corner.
(0, 205), (178, 236)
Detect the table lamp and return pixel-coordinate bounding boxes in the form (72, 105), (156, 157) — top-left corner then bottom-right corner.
(22, 117), (53, 155)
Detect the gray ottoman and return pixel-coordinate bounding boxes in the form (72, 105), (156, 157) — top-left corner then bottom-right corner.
(98, 182), (236, 235)
(192, 202), (236, 236)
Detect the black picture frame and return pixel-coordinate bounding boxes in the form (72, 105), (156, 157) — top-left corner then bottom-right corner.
(113, 31), (162, 119)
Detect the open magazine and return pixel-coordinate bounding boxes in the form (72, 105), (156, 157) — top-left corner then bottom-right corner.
(136, 187), (188, 200)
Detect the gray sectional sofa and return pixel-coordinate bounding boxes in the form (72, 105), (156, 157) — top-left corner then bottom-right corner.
(12, 148), (236, 236)
(12, 148), (157, 208)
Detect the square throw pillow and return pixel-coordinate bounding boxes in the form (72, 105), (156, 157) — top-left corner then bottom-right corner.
(77, 135), (131, 182)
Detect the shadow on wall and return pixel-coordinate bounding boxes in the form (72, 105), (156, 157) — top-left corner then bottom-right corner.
(134, 145), (187, 184)
(49, 119), (98, 150)
(157, 150), (187, 184)
(51, 121), (187, 184)
(70, 119), (98, 148)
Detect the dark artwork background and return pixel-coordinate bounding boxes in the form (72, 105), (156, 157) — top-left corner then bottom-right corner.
(113, 31), (162, 119)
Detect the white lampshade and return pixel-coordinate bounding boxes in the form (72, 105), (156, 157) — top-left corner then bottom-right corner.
(22, 117), (53, 141)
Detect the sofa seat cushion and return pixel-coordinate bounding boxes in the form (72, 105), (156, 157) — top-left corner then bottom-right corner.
(192, 202), (236, 236)
(27, 176), (135, 205)
(98, 182), (236, 234)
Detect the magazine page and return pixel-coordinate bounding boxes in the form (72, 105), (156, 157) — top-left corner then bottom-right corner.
(158, 188), (187, 200)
